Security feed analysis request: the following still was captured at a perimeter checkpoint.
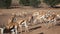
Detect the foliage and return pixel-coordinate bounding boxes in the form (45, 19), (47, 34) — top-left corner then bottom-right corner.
(19, 0), (30, 6)
(0, 0), (11, 8)
(43, 0), (60, 7)
(30, 0), (41, 8)
(19, 0), (41, 8)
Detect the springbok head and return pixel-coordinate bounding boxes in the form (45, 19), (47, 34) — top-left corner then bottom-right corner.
(5, 14), (17, 30)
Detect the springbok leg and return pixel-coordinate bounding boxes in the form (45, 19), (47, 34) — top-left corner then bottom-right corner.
(0, 28), (4, 34)
(11, 29), (15, 34)
(19, 25), (22, 34)
(25, 25), (29, 33)
(25, 22), (29, 34)
(15, 25), (18, 34)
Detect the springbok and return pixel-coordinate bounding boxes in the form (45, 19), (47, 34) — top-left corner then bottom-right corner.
(32, 11), (48, 24)
(44, 13), (57, 28)
(16, 12), (33, 33)
(0, 28), (4, 34)
(5, 13), (32, 34)
(5, 14), (18, 34)
(32, 12), (40, 24)
(32, 11), (57, 28)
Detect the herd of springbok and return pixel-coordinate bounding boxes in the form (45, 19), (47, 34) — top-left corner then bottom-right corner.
(0, 11), (60, 34)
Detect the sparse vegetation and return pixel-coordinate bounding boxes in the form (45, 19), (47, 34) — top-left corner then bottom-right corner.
(43, 0), (60, 8)
(30, 0), (41, 8)
(19, 0), (30, 6)
(19, 0), (41, 8)
(0, 0), (11, 8)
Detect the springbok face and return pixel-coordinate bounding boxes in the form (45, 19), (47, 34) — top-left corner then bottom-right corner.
(5, 14), (16, 29)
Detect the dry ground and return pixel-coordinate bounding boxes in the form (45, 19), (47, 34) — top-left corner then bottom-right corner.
(0, 7), (60, 34)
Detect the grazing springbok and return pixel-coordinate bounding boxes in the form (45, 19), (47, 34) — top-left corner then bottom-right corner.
(32, 11), (57, 28)
(32, 11), (48, 24)
(44, 13), (57, 28)
(5, 14), (18, 34)
(5, 13), (32, 34)
(16, 12), (33, 33)
(32, 12), (40, 24)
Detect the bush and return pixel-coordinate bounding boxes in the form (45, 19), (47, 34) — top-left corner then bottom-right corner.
(30, 0), (41, 8)
(0, 0), (11, 8)
(19, 0), (30, 6)
(19, 0), (41, 8)
(43, 0), (60, 7)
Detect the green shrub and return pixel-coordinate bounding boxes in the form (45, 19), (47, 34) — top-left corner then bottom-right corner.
(43, 0), (60, 7)
(0, 0), (11, 8)
(30, 0), (41, 8)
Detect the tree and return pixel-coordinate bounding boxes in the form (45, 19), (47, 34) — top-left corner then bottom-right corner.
(43, 0), (60, 7)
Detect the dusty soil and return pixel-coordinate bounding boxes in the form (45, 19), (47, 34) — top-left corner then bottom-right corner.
(0, 7), (60, 34)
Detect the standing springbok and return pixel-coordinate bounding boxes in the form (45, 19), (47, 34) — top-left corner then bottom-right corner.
(32, 11), (48, 24)
(5, 13), (32, 34)
(32, 11), (57, 28)
(32, 12), (40, 24)
(44, 12), (57, 28)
